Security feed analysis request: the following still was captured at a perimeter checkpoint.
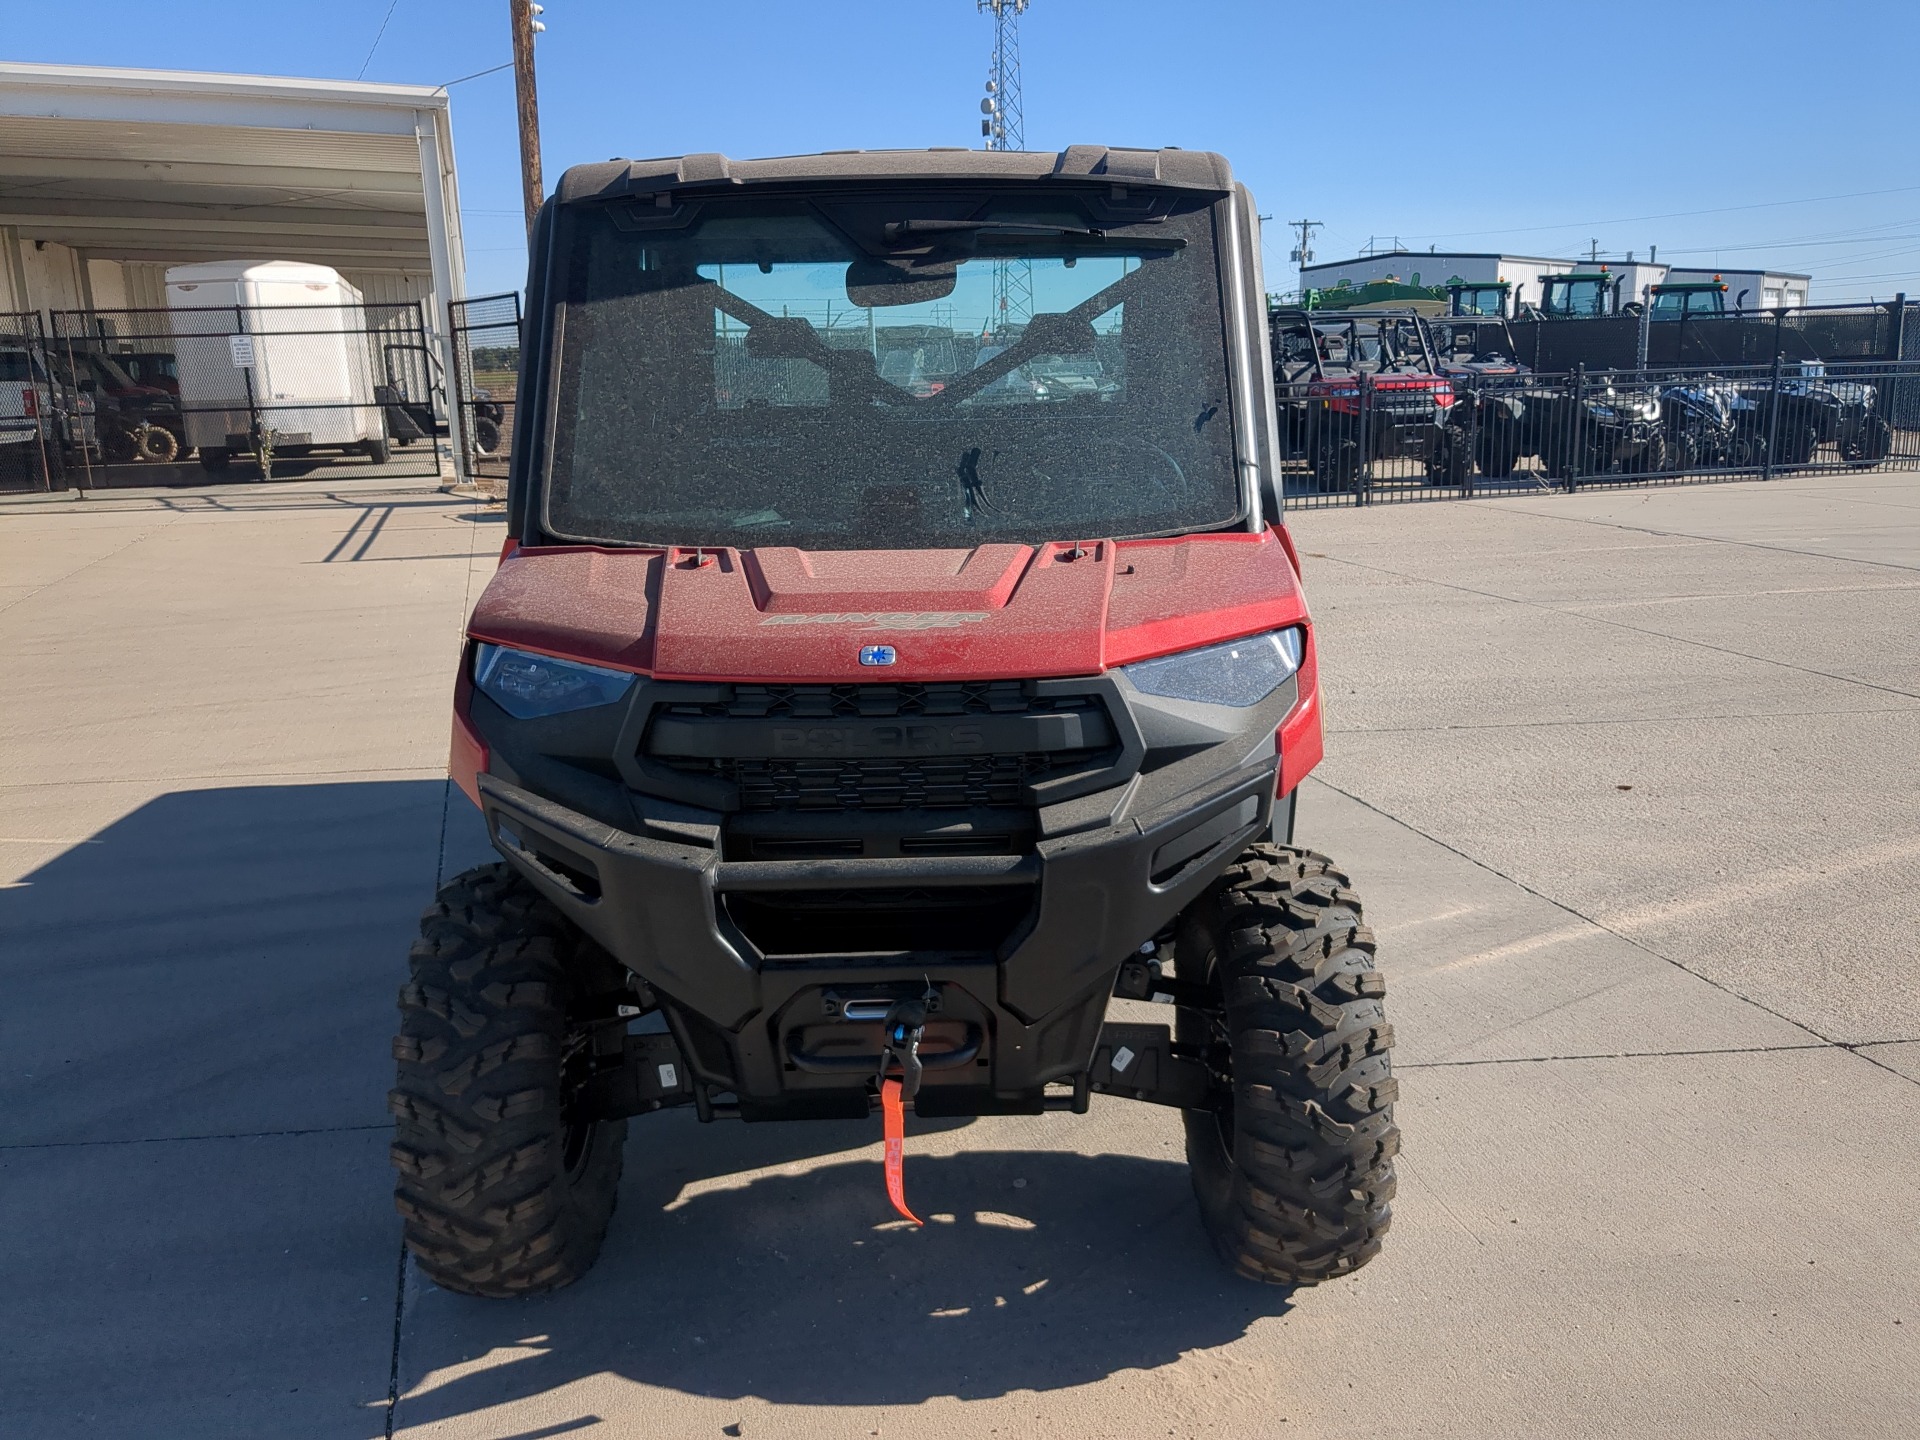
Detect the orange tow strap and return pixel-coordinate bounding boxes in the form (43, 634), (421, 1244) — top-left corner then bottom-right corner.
(881, 1077), (923, 1225)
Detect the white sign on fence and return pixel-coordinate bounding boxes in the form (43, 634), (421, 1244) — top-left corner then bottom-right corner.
(228, 334), (254, 368)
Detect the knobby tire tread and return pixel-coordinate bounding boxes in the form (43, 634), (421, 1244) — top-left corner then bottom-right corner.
(1178, 843), (1398, 1285)
(389, 862), (625, 1298)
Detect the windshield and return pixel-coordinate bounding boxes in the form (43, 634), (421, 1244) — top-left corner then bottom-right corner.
(1428, 322), (1511, 362)
(1545, 279), (1609, 317)
(1454, 287), (1506, 316)
(544, 194), (1241, 549)
(1651, 288), (1725, 320)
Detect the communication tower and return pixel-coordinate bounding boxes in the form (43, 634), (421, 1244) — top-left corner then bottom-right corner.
(978, 0), (1032, 333)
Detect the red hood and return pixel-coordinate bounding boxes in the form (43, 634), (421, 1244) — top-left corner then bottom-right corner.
(468, 530), (1309, 682)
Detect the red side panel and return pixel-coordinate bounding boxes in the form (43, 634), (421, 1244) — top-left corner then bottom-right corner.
(1277, 629), (1323, 796)
(1273, 521), (1303, 580)
(449, 650), (488, 811)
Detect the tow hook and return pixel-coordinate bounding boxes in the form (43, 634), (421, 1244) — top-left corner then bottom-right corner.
(878, 995), (928, 1100)
(875, 989), (935, 1226)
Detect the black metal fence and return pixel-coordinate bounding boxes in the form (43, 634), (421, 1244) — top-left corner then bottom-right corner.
(449, 292), (520, 491)
(1283, 357), (1920, 509)
(34, 302), (447, 488)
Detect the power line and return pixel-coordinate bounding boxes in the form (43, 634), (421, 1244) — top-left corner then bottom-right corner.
(1655, 231), (1920, 256)
(356, 0), (403, 80)
(439, 60), (515, 89)
(1402, 183), (1920, 245)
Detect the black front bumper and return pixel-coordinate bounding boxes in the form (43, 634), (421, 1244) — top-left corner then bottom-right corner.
(475, 702), (1281, 1118)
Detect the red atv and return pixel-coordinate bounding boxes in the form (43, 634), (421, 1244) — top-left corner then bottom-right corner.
(391, 147), (1398, 1296)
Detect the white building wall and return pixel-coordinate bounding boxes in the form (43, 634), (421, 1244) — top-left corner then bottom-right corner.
(1299, 253), (1577, 307)
(1666, 268), (1811, 311)
(0, 232), (89, 312)
(21, 238), (88, 311)
(86, 258), (130, 310)
(1608, 262), (1668, 307)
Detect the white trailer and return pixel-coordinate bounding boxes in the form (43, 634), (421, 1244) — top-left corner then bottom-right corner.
(166, 260), (389, 471)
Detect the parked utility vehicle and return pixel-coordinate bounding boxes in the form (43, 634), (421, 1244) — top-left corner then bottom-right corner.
(1270, 306), (1461, 490)
(391, 147), (1397, 1297)
(1426, 315), (1530, 478)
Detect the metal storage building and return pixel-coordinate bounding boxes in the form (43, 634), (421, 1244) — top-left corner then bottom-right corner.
(0, 61), (473, 479)
(1298, 251), (1577, 308)
(1664, 267), (1810, 311)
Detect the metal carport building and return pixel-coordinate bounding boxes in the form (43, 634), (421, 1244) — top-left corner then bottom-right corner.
(0, 61), (473, 480)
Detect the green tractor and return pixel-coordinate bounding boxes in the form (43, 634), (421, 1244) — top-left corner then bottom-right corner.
(1446, 280), (1513, 318)
(1529, 269), (1625, 320)
(1647, 277), (1730, 321)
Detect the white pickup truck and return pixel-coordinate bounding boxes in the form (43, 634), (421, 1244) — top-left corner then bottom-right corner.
(0, 343), (92, 483)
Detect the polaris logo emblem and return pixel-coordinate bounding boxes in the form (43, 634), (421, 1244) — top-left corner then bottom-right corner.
(859, 645), (897, 666)
(760, 612), (990, 631)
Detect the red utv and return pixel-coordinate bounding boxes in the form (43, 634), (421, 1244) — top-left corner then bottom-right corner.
(391, 147), (1398, 1296)
(1270, 307), (1464, 491)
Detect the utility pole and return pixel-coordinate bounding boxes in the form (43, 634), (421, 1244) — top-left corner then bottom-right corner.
(1588, 238), (1601, 265)
(1289, 218), (1321, 270)
(510, 1), (547, 236)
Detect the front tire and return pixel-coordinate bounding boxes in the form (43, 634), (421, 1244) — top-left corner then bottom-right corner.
(389, 862), (627, 1297)
(1843, 414), (1892, 466)
(1176, 845), (1397, 1285)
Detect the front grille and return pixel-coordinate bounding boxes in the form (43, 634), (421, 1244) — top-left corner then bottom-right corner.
(665, 681), (1093, 722)
(668, 752), (1093, 812)
(643, 680), (1118, 814)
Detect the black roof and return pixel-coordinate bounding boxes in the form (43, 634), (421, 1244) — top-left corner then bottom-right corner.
(553, 146), (1235, 204)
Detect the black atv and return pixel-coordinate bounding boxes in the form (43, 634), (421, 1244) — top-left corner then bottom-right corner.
(1426, 315), (1530, 481)
(1749, 367), (1893, 468)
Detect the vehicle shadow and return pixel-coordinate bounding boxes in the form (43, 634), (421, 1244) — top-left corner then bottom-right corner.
(397, 1118), (1295, 1421)
(67, 452), (442, 489)
(0, 781), (463, 1438)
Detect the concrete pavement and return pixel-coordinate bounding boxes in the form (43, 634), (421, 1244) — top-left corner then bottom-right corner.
(1, 471), (1914, 1437)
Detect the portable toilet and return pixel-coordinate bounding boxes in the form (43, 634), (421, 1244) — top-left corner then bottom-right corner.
(166, 261), (388, 470)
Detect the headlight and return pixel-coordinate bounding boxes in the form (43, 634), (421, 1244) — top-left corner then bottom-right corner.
(473, 642), (635, 719)
(1121, 628), (1304, 708)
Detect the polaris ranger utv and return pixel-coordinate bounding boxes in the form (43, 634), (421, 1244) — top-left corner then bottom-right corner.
(391, 147), (1397, 1297)
(1270, 307), (1462, 490)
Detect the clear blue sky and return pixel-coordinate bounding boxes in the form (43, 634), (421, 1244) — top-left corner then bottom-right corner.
(8, 0), (1917, 302)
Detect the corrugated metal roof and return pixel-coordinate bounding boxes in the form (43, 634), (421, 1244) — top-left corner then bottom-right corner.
(0, 116), (421, 170)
